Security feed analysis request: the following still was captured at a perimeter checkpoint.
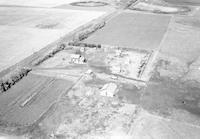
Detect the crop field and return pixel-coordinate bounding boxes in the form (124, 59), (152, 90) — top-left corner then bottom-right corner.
(160, 20), (200, 63)
(164, 0), (200, 6)
(84, 11), (171, 50)
(0, 0), (80, 8)
(0, 7), (104, 28)
(0, 7), (105, 72)
(0, 73), (73, 126)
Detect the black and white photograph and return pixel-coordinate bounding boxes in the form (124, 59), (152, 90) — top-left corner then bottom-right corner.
(0, 0), (200, 138)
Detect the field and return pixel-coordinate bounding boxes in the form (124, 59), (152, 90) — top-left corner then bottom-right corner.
(0, 0), (80, 8)
(0, 7), (105, 72)
(164, 0), (200, 6)
(160, 19), (200, 63)
(130, 110), (200, 138)
(129, 1), (191, 14)
(84, 11), (171, 50)
(0, 73), (74, 127)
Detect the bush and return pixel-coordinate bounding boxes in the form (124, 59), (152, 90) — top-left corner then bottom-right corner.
(0, 80), (5, 92)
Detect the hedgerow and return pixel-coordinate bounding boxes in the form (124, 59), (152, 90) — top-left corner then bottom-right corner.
(33, 43), (67, 66)
(0, 67), (32, 93)
(72, 21), (105, 42)
(68, 42), (101, 48)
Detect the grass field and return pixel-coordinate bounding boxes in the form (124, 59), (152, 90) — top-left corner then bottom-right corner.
(84, 12), (171, 50)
